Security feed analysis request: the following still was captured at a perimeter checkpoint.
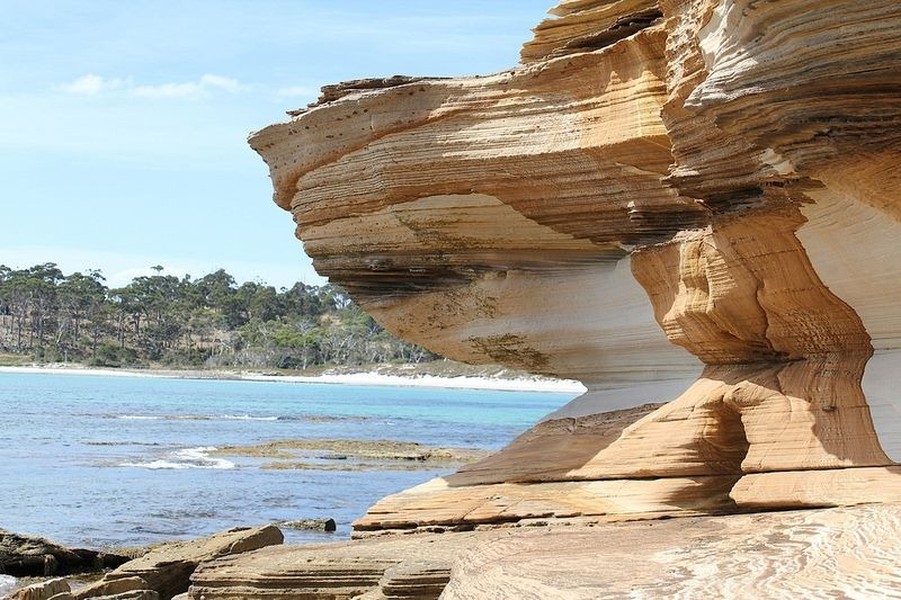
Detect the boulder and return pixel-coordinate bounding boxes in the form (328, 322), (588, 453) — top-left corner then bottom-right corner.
(0, 532), (128, 577)
(280, 518), (336, 532)
(188, 534), (459, 600)
(91, 526), (282, 600)
(5, 578), (69, 600)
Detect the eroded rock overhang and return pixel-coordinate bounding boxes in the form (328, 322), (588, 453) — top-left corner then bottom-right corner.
(249, 0), (901, 532)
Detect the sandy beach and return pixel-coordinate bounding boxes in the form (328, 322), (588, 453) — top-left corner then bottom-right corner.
(0, 364), (586, 394)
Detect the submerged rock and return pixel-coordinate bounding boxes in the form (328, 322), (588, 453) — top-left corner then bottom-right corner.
(280, 519), (337, 533)
(212, 439), (489, 472)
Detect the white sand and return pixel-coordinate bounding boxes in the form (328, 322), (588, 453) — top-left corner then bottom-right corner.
(0, 365), (586, 394)
(241, 371), (585, 393)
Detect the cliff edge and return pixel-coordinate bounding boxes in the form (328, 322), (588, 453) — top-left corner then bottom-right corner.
(249, 0), (901, 534)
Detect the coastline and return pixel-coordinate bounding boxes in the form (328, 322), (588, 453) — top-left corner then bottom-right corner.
(0, 364), (586, 394)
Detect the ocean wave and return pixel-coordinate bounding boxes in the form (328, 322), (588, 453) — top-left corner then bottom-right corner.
(85, 441), (162, 447)
(114, 414), (215, 421)
(111, 413), (279, 422)
(119, 446), (235, 470)
(108, 413), (370, 423)
(221, 414), (278, 421)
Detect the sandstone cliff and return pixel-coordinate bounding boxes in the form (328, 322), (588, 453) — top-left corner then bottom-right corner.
(250, 0), (901, 534)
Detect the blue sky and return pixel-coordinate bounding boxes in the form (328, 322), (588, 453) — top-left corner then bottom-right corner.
(1, 1), (551, 288)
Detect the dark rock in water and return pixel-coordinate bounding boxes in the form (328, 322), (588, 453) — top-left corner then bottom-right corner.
(0, 531), (129, 577)
(281, 518), (337, 533)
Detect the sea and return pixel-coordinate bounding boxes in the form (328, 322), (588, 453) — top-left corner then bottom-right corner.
(0, 371), (576, 550)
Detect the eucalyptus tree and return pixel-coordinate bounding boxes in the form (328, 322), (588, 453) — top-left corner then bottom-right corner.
(57, 270), (107, 357)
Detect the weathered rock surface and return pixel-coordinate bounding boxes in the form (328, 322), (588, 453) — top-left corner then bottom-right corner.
(186, 505), (901, 599)
(211, 438), (489, 472)
(4, 578), (69, 600)
(77, 526), (282, 600)
(0, 532), (129, 578)
(71, 576), (153, 600)
(280, 518), (337, 533)
(439, 504), (901, 599)
(250, 0), (901, 535)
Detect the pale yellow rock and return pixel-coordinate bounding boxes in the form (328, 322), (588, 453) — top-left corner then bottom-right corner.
(249, 0), (901, 535)
(353, 474), (736, 536)
(522, 0), (661, 63)
(440, 505), (901, 600)
(71, 577), (148, 600)
(6, 579), (69, 600)
(187, 505), (901, 599)
(96, 526), (282, 600)
(731, 467), (901, 509)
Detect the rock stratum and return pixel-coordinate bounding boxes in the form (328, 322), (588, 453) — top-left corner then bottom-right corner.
(187, 505), (901, 599)
(250, 0), (901, 536)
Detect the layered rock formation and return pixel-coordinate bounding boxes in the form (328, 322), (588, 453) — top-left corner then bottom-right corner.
(3, 526), (284, 600)
(187, 504), (901, 599)
(250, 0), (901, 533)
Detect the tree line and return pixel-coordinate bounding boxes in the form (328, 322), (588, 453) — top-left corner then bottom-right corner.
(0, 263), (435, 369)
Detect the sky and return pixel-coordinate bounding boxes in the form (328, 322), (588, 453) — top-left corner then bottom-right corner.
(1, 0), (552, 288)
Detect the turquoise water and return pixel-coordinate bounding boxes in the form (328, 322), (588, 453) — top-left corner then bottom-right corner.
(0, 371), (575, 548)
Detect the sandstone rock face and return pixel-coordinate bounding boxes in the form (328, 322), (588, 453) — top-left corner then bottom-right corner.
(186, 505), (901, 599)
(5, 578), (69, 600)
(250, 0), (901, 532)
(438, 505), (901, 599)
(82, 526), (282, 600)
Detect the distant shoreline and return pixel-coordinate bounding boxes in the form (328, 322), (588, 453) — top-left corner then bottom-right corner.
(0, 364), (586, 394)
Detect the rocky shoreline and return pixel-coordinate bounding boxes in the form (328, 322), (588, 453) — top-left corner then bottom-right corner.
(6, 504), (901, 599)
(1, 526), (283, 600)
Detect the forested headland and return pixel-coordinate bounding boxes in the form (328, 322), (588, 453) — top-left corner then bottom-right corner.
(0, 263), (436, 369)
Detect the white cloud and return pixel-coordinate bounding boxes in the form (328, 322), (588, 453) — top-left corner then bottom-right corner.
(60, 73), (248, 100)
(199, 74), (245, 93)
(60, 74), (124, 95)
(132, 74), (248, 99)
(276, 85), (315, 99)
(131, 81), (204, 99)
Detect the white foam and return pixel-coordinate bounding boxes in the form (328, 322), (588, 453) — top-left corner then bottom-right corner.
(0, 575), (16, 596)
(221, 414), (278, 421)
(119, 459), (193, 470)
(120, 446), (235, 470)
